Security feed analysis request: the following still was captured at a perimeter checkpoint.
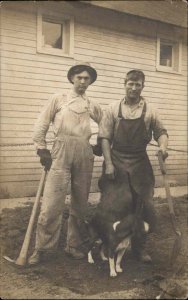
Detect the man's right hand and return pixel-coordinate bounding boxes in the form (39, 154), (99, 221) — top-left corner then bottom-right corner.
(105, 163), (115, 180)
(37, 149), (52, 170)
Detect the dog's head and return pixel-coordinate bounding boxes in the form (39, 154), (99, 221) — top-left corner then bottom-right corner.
(113, 214), (135, 239)
(112, 214), (149, 240)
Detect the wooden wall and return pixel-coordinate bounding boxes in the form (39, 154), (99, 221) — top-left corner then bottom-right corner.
(0, 2), (187, 198)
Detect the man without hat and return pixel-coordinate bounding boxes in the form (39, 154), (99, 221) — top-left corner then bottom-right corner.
(28, 62), (102, 264)
(98, 69), (168, 262)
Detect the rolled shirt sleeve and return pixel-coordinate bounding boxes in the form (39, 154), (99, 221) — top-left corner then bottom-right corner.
(98, 100), (168, 144)
(151, 108), (168, 141)
(98, 103), (115, 141)
(33, 94), (59, 149)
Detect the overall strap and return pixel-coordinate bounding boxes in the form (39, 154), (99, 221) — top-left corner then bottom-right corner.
(118, 100), (123, 118)
(141, 102), (147, 119)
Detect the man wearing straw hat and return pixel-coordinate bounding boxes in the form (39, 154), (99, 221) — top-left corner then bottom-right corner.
(28, 62), (102, 264)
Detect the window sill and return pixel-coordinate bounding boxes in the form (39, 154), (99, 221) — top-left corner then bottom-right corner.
(156, 66), (182, 75)
(37, 47), (74, 58)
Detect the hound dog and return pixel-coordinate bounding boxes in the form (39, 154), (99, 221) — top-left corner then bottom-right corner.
(86, 176), (149, 277)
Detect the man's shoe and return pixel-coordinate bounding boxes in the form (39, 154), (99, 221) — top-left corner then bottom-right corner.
(28, 250), (42, 265)
(137, 252), (152, 263)
(64, 246), (85, 260)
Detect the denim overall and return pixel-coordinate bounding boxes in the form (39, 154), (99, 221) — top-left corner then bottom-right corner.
(35, 96), (94, 252)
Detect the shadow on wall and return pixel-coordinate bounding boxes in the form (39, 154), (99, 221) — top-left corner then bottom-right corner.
(0, 188), (10, 199)
(0, 187), (37, 199)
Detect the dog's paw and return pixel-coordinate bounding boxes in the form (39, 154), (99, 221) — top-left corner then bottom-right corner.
(100, 248), (108, 261)
(144, 222), (149, 233)
(116, 265), (123, 273)
(102, 256), (108, 261)
(110, 270), (117, 277)
(88, 252), (94, 264)
(88, 257), (94, 264)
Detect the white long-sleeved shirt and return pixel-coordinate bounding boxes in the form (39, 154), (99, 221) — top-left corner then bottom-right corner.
(33, 90), (103, 149)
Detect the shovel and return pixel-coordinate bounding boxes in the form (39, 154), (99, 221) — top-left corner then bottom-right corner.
(3, 168), (47, 266)
(158, 150), (182, 266)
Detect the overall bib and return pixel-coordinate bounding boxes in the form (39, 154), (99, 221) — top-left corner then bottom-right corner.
(111, 101), (156, 255)
(35, 98), (94, 251)
(112, 101), (155, 195)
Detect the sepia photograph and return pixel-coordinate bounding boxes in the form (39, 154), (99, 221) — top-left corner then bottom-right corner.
(0, 0), (187, 299)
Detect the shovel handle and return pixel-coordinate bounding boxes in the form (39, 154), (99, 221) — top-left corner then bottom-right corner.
(157, 151), (181, 234)
(157, 151), (175, 215)
(157, 151), (182, 266)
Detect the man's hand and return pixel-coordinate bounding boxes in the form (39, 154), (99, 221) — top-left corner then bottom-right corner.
(91, 144), (103, 156)
(157, 134), (168, 160)
(37, 149), (52, 170)
(157, 148), (168, 161)
(91, 137), (103, 156)
(105, 163), (115, 180)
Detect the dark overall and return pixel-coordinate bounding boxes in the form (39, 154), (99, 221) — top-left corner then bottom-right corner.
(109, 101), (156, 256)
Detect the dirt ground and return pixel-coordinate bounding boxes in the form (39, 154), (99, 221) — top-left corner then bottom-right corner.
(0, 195), (188, 300)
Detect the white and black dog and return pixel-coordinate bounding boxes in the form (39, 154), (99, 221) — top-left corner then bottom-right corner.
(86, 176), (149, 277)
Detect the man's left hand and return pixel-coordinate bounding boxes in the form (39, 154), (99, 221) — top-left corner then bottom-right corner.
(91, 144), (103, 156)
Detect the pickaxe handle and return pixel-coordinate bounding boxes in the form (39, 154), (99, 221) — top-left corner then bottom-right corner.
(158, 151), (181, 236)
(15, 169), (47, 266)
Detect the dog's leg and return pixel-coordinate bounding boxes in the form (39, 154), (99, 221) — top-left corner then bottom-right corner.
(116, 249), (126, 273)
(116, 239), (130, 273)
(144, 222), (149, 233)
(109, 257), (117, 277)
(88, 251), (94, 264)
(100, 244), (108, 261)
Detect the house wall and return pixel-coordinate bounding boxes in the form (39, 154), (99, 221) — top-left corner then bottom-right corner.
(0, 1), (187, 198)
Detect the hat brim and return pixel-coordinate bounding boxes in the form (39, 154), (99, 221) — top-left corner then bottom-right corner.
(67, 65), (97, 84)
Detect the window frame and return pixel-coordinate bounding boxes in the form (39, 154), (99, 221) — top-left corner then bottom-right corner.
(37, 10), (74, 57)
(156, 35), (182, 74)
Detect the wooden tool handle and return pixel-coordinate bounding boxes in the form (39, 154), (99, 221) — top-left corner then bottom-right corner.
(15, 169), (47, 266)
(157, 152), (178, 223)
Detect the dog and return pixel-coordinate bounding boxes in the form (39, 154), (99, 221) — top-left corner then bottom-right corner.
(86, 176), (149, 277)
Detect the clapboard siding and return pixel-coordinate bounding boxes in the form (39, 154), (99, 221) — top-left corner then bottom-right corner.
(0, 4), (187, 198)
(1, 70), (188, 90)
(1, 61), (188, 85)
(1, 99), (188, 115)
(2, 49), (187, 77)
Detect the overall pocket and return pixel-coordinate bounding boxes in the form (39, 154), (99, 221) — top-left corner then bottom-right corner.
(51, 139), (61, 159)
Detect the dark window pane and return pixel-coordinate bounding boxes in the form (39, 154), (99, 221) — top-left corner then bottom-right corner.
(160, 43), (172, 67)
(42, 21), (62, 49)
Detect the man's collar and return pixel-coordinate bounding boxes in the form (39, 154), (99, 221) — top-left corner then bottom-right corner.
(124, 96), (144, 106)
(68, 89), (88, 100)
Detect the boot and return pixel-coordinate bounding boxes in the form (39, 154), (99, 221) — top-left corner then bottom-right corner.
(28, 250), (42, 265)
(136, 250), (152, 263)
(64, 246), (85, 259)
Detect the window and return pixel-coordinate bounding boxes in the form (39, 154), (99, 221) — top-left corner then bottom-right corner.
(37, 11), (74, 57)
(42, 21), (63, 49)
(160, 42), (172, 67)
(156, 36), (182, 73)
